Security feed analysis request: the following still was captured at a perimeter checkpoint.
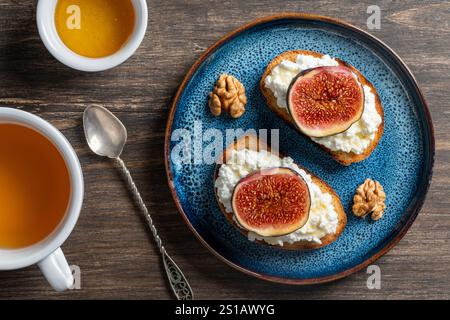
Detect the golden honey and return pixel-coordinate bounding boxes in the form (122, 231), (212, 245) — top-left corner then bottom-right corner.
(55, 0), (135, 58)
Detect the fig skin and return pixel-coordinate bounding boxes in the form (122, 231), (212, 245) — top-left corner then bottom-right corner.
(231, 167), (311, 237)
(287, 65), (365, 138)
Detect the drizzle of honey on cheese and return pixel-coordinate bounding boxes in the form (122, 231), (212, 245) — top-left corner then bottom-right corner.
(55, 0), (135, 58)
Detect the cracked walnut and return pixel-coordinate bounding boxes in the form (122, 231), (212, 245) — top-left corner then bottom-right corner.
(208, 74), (247, 118)
(352, 178), (386, 221)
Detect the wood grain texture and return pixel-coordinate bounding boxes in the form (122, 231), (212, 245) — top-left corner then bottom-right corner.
(0, 0), (449, 299)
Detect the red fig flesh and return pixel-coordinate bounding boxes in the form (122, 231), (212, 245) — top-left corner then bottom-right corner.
(231, 167), (310, 237)
(287, 66), (364, 138)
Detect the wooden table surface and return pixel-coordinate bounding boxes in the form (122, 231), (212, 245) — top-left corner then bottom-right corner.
(0, 0), (449, 300)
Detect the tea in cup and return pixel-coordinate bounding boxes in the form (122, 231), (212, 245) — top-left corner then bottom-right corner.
(0, 108), (84, 292)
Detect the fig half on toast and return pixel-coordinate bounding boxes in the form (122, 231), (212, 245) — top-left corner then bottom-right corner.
(287, 66), (365, 138)
(260, 50), (385, 166)
(232, 167), (311, 237)
(214, 135), (347, 250)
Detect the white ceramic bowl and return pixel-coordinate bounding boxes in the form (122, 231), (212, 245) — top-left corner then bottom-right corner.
(36, 0), (148, 72)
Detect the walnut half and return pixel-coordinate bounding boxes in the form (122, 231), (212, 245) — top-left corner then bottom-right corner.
(352, 178), (386, 221)
(208, 74), (247, 118)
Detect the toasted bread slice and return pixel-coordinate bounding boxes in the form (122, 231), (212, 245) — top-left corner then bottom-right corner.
(260, 50), (384, 166)
(214, 135), (347, 250)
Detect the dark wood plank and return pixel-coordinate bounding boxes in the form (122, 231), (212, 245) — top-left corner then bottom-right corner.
(0, 0), (449, 299)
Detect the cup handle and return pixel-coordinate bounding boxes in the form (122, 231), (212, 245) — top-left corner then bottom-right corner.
(37, 248), (74, 292)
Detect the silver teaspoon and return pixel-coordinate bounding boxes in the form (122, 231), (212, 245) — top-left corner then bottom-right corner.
(83, 105), (193, 300)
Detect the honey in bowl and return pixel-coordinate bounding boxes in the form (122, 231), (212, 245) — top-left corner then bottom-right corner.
(0, 124), (71, 249)
(55, 0), (135, 58)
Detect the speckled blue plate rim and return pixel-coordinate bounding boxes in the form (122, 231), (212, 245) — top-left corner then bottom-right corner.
(164, 13), (435, 285)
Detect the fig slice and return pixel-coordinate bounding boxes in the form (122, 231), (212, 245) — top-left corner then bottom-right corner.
(287, 66), (365, 138)
(231, 167), (311, 237)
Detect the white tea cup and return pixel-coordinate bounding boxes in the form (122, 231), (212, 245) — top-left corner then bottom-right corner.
(0, 108), (84, 292)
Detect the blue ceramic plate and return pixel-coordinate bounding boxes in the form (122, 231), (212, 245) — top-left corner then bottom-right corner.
(165, 14), (434, 284)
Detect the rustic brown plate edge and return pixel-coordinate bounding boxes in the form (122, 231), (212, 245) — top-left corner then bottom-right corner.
(163, 12), (435, 285)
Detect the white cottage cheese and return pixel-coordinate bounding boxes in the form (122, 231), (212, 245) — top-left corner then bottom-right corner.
(264, 54), (382, 154)
(214, 149), (338, 245)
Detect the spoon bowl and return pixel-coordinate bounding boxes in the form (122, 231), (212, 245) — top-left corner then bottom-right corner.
(83, 106), (127, 159)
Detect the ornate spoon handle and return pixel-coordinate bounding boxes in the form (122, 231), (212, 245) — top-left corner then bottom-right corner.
(115, 157), (194, 300)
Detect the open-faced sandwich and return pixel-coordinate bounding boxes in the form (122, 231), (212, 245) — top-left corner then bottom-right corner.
(260, 50), (384, 165)
(214, 135), (346, 250)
